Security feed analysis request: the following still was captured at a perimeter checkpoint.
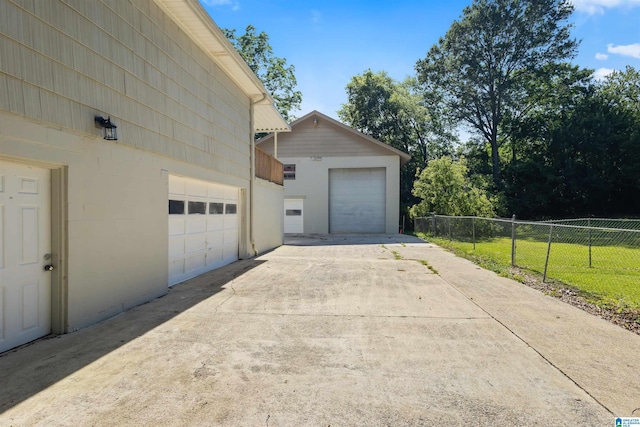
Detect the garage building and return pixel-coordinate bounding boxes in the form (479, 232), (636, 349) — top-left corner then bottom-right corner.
(258, 111), (410, 234)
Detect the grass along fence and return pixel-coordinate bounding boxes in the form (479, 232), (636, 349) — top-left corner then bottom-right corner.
(414, 215), (640, 310)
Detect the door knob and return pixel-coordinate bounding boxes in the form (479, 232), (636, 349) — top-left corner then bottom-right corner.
(44, 264), (54, 271)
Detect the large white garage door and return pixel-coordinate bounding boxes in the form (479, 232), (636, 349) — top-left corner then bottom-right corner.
(329, 168), (386, 233)
(168, 175), (239, 286)
(0, 160), (51, 353)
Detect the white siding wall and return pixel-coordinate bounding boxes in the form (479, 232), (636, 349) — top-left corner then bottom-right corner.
(0, 0), (263, 332)
(280, 156), (400, 234)
(253, 178), (284, 254)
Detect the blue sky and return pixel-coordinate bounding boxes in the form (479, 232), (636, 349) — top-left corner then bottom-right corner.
(200, 0), (640, 120)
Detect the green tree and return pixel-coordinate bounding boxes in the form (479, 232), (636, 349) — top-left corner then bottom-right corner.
(549, 66), (640, 217)
(600, 66), (640, 118)
(499, 64), (593, 217)
(224, 25), (302, 122)
(416, 0), (578, 189)
(600, 66), (640, 215)
(498, 65), (640, 218)
(338, 70), (456, 212)
(410, 157), (495, 218)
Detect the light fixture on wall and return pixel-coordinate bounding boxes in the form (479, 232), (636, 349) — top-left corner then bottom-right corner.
(95, 116), (118, 140)
(313, 118), (318, 126)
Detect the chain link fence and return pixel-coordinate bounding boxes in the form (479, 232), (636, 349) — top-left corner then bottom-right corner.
(414, 215), (640, 291)
(541, 217), (640, 230)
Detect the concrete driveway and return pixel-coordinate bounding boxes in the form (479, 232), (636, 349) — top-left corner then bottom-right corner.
(1, 234), (638, 426)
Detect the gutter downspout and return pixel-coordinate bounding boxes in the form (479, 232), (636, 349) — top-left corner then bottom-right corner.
(249, 93), (268, 256)
(274, 131), (278, 159)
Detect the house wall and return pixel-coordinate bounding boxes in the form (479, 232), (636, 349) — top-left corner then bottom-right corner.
(0, 0), (251, 175)
(0, 0), (259, 331)
(253, 178), (284, 254)
(279, 156), (401, 234)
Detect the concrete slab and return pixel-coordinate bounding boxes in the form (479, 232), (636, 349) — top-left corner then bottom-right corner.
(0, 234), (623, 425)
(393, 240), (640, 417)
(215, 256), (487, 319)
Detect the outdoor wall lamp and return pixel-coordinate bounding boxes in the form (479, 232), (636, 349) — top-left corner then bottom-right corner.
(95, 115), (118, 140)
(313, 118), (318, 126)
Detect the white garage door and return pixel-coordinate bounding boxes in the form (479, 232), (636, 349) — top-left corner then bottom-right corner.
(0, 160), (51, 353)
(284, 199), (304, 234)
(329, 168), (386, 233)
(168, 175), (239, 286)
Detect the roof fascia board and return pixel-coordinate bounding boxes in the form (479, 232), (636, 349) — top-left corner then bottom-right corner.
(154, 0), (289, 131)
(155, 0), (265, 98)
(258, 110), (410, 164)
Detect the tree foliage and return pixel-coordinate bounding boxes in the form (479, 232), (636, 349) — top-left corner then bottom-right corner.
(337, 1), (640, 220)
(498, 65), (640, 217)
(224, 25), (302, 122)
(410, 157), (495, 218)
(416, 0), (578, 189)
(338, 70), (456, 211)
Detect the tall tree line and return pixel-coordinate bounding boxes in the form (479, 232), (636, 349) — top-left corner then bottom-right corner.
(340, 0), (640, 219)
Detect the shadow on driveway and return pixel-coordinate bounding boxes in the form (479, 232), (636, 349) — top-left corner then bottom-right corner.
(0, 259), (265, 414)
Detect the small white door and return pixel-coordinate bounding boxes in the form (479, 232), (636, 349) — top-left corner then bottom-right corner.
(284, 199), (303, 234)
(0, 160), (52, 353)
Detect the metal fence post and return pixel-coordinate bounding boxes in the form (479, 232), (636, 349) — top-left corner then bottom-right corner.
(432, 213), (436, 236)
(587, 218), (592, 268)
(543, 224), (553, 282)
(472, 217), (476, 250)
(511, 214), (516, 266)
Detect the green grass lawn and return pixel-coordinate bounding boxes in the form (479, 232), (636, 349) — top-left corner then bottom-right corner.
(416, 233), (640, 310)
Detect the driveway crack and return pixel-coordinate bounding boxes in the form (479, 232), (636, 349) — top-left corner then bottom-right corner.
(440, 274), (615, 416)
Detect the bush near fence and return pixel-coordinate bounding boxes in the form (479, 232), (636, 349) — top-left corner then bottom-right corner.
(414, 215), (640, 309)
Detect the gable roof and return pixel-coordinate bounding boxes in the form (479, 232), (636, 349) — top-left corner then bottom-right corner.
(155, 0), (290, 132)
(257, 110), (411, 166)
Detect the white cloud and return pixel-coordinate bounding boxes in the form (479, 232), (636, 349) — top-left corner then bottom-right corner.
(571, 0), (640, 14)
(595, 52), (609, 60)
(592, 67), (616, 80)
(607, 43), (640, 59)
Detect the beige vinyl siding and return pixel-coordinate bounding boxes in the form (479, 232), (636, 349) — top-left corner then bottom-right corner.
(260, 122), (393, 159)
(0, 0), (250, 179)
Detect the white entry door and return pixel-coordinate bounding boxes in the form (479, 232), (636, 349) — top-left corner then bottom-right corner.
(284, 199), (303, 234)
(0, 160), (51, 353)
